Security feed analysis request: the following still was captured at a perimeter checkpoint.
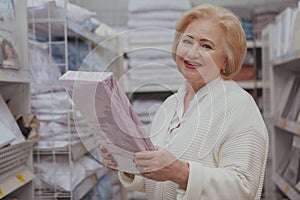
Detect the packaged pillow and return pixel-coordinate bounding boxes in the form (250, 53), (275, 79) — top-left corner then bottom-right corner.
(55, 0), (95, 24)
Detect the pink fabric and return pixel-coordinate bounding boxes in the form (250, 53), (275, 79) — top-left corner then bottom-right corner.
(60, 71), (155, 158)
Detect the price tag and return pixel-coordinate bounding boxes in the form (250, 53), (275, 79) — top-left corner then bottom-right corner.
(296, 49), (300, 58)
(92, 175), (97, 185)
(81, 143), (88, 153)
(16, 173), (26, 183)
(282, 119), (288, 129)
(0, 188), (4, 197)
(284, 184), (290, 194)
(279, 55), (285, 64)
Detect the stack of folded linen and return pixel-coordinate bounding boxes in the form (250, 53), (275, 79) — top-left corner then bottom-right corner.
(132, 99), (163, 133)
(29, 44), (91, 150)
(123, 0), (191, 90)
(251, 0), (297, 39)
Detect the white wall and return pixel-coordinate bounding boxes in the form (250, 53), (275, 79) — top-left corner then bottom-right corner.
(71, 0), (129, 27)
(191, 0), (282, 7)
(71, 0), (296, 27)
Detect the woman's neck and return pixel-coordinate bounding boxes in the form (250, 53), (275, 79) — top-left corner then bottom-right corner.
(186, 81), (205, 95)
(183, 82), (204, 115)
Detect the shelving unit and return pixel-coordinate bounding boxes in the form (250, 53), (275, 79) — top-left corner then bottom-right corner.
(244, 39), (264, 109)
(34, 136), (97, 161)
(272, 173), (300, 200)
(28, 1), (122, 200)
(34, 163), (108, 200)
(262, 17), (300, 198)
(270, 54), (300, 169)
(0, 141), (34, 200)
(27, 1), (123, 199)
(0, 0), (34, 199)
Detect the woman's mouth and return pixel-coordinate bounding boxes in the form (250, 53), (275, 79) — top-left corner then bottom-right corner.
(183, 60), (203, 69)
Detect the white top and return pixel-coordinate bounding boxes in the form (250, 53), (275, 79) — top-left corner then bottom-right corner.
(165, 77), (221, 147)
(119, 79), (269, 200)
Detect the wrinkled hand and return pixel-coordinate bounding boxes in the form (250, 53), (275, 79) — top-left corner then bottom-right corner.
(100, 146), (135, 179)
(99, 145), (118, 171)
(134, 146), (189, 188)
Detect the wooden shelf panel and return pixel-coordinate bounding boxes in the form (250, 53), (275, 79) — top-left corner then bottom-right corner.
(236, 80), (265, 89)
(0, 69), (31, 83)
(274, 49), (300, 66)
(73, 169), (107, 199)
(0, 168), (35, 199)
(274, 117), (300, 136)
(272, 173), (300, 200)
(246, 40), (262, 48)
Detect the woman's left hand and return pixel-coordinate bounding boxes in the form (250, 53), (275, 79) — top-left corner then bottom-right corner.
(134, 147), (189, 188)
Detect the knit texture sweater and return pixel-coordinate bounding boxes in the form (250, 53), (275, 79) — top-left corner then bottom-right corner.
(119, 80), (269, 200)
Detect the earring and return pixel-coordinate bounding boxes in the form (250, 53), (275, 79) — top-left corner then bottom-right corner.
(222, 69), (226, 75)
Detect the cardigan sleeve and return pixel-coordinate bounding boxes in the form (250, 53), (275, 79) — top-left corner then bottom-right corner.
(177, 128), (269, 200)
(118, 171), (146, 192)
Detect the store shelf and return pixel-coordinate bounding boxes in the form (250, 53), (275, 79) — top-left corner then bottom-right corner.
(34, 168), (107, 199)
(34, 136), (98, 160)
(73, 169), (107, 199)
(123, 83), (181, 93)
(0, 168), (35, 199)
(67, 20), (100, 44)
(246, 40), (262, 48)
(0, 169), (32, 198)
(123, 80), (265, 93)
(0, 141), (33, 176)
(68, 23), (120, 56)
(272, 173), (300, 200)
(274, 49), (300, 66)
(0, 141), (34, 199)
(274, 117), (300, 136)
(0, 68), (31, 83)
(236, 80), (265, 89)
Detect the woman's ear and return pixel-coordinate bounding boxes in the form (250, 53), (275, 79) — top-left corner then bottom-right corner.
(221, 58), (228, 71)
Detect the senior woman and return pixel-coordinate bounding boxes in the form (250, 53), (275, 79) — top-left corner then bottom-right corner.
(101, 3), (269, 200)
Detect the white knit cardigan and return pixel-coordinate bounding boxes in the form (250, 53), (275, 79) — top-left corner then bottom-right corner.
(119, 79), (269, 200)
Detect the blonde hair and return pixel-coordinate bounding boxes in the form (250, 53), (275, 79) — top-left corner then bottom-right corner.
(172, 3), (247, 80)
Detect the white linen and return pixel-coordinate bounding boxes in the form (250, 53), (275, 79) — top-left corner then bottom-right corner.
(28, 0), (95, 24)
(127, 48), (173, 60)
(128, 18), (177, 29)
(128, 29), (175, 45)
(0, 95), (24, 145)
(29, 44), (63, 94)
(31, 91), (71, 115)
(94, 22), (116, 37)
(128, 0), (191, 13)
(129, 11), (183, 20)
(34, 155), (103, 191)
(38, 121), (90, 137)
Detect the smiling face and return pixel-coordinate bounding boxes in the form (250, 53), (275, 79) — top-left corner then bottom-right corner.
(175, 18), (227, 90)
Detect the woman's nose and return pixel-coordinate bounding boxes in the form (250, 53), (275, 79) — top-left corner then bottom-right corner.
(186, 44), (201, 59)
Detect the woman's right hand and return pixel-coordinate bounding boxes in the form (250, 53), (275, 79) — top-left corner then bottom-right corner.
(99, 145), (118, 171)
(99, 145), (135, 179)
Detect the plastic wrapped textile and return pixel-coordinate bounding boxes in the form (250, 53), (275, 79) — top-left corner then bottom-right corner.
(59, 71), (155, 172)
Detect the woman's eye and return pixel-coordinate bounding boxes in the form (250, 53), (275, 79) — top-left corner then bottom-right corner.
(201, 44), (212, 49)
(182, 39), (193, 45)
